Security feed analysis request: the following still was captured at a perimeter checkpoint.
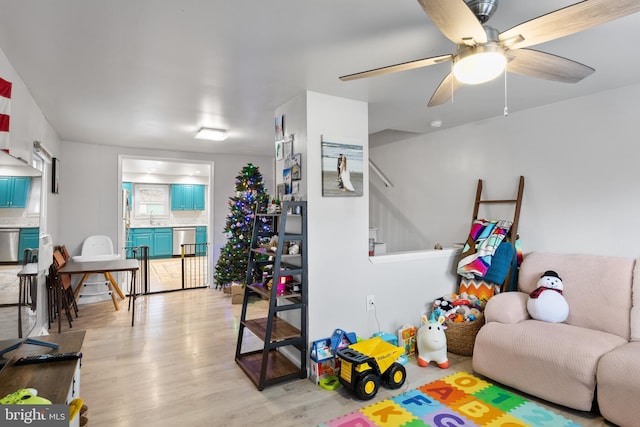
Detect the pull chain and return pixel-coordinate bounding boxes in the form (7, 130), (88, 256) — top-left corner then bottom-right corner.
(504, 68), (509, 116)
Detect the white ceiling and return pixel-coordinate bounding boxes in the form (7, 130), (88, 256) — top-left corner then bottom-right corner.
(0, 1), (638, 157)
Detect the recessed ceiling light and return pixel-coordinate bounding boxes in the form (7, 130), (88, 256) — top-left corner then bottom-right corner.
(195, 127), (228, 141)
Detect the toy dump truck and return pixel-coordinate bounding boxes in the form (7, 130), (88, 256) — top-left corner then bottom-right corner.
(336, 336), (406, 400)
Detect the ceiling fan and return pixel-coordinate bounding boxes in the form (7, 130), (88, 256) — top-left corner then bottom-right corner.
(339, 0), (640, 107)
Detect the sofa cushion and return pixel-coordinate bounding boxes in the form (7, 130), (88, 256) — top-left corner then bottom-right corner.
(597, 341), (640, 427)
(483, 292), (529, 324)
(473, 320), (627, 411)
(518, 252), (634, 339)
(631, 260), (640, 342)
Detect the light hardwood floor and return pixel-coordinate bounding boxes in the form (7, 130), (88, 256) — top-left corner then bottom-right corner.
(59, 289), (610, 427)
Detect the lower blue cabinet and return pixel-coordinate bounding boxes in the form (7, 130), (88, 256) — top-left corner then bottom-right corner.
(129, 227), (173, 259)
(18, 228), (39, 263)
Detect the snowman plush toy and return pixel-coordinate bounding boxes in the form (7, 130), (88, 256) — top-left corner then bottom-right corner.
(527, 270), (569, 323)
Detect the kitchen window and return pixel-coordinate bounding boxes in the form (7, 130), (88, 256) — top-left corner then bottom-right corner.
(134, 184), (169, 219)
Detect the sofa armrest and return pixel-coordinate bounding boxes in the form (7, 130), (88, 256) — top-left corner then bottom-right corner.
(484, 292), (531, 324)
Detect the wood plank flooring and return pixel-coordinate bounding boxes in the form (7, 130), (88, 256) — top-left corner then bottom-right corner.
(55, 289), (609, 426)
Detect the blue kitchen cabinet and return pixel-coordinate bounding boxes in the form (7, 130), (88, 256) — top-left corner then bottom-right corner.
(195, 226), (207, 256)
(195, 226), (207, 244)
(171, 184), (205, 211)
(153, 228), (173, 258)
(170, 185), (182, 210)
(192, 185), (205, 210)
(129, 227), (173, 259)
(130, 228), (152, 257)
(18, 227), (40, 263)
(0, 176), (31, 208)
(125, 228), (135, 259)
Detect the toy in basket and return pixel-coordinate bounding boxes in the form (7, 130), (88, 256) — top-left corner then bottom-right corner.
(432, 293), (487, 356)
(444, 312), (485, 356)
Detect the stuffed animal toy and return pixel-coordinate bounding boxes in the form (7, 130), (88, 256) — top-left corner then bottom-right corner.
(527, 270), (569, 323)
(433, 296), (456, 319)
(417, 313), (449, 368)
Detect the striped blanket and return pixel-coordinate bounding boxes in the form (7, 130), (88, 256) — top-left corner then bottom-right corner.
(457, 219), (512, 279)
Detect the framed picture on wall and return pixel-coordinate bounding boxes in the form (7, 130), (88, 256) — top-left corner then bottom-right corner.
(52, 157), (60, 194)
(291, 153), (301, 180)
(275, 115), (284, 141)
(283, 139), (292, 161)
(275, 140), (284, 160)
(276, 183), (285, 201)
(321, 136), (363, 197)
(283, 168), (292, 194)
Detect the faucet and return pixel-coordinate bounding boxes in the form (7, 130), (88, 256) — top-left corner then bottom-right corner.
(150, 210), (155, 225)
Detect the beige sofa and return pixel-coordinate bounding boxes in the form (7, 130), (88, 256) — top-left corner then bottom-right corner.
(472, 252), (640, 426)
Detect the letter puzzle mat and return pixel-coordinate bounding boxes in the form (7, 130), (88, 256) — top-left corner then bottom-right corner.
(320, 371), (581, 426)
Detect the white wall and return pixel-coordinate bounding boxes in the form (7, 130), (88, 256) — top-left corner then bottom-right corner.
(371, 83), (640, 259)
(278, 91), (460, 346)
(0, 47), (62, 337)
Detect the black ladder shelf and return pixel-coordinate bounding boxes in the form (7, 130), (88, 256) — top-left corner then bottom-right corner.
(235, 201), (308, 390)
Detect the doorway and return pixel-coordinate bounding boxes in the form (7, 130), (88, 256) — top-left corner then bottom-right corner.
(119, 156), (213, 293)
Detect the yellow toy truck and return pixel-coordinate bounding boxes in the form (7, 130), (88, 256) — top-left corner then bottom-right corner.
(336, 336), (406, 400)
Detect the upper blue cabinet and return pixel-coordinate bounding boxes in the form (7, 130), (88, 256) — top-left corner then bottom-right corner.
(0, 176), (31, 208)
(171, 184), (205, 211)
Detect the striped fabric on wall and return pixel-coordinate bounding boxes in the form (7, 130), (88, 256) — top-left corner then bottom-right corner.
(0, 77), (12, 148)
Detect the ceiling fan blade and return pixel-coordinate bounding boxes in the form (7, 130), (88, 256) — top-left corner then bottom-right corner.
(428, 72), (463, 107)
(417, 0), (487, 45)
(339, 54), (452, 81)
(507, 48), (595, 83)
(500, 0), (640, 50)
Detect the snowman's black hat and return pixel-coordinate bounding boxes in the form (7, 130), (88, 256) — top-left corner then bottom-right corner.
(541, 270), (562, 281)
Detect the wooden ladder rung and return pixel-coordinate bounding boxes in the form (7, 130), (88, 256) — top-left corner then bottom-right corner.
(477, 199), (519, 204)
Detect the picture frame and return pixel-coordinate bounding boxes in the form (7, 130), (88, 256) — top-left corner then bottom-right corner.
(321, 136), (364, 197)
(291, 153), (301, 180)
(274, 115), (284, 141)
(275, 140), (284, 160)
(283, 139), (292, 161)
(52, 157), (60, 194)
(276, 183), (285, 201)
(283, 168), (292, 194)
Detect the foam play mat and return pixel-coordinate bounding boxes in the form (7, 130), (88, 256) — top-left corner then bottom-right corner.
(320, 371), (581, 426)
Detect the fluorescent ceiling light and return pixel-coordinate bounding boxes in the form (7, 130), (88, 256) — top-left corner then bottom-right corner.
(195, 127), (228, 141)
(453, 45), (506, 85)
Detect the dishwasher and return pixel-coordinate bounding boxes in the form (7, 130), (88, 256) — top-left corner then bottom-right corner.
(173, 227), (196, 256)
(0, 228), (20, 262)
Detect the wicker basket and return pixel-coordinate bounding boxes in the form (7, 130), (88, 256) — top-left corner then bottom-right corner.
(444, 313), (485, 356)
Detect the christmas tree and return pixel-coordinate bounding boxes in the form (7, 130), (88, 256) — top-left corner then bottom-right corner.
(214, 163), (270, 289)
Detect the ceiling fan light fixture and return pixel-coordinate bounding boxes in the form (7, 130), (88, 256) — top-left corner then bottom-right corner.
(195, 127), (228, 141)
(453, 44), (506, 85)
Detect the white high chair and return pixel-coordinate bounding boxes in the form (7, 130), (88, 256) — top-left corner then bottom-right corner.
(72, 235), (121, 308)
(72, 235), (121, 262)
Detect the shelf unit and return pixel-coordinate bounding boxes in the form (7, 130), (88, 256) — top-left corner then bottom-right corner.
(235, 201), (308, 390)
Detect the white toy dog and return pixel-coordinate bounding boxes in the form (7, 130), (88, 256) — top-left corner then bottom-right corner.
(417, 313), (449, 368)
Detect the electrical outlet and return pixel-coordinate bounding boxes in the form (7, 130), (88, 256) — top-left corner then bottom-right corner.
(366, 295), (375, 312)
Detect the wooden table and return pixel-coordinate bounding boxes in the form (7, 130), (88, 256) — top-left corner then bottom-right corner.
(58, 259), (139, 330)
(59, 258), (138, 302)
(0, 331), (85, 405)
